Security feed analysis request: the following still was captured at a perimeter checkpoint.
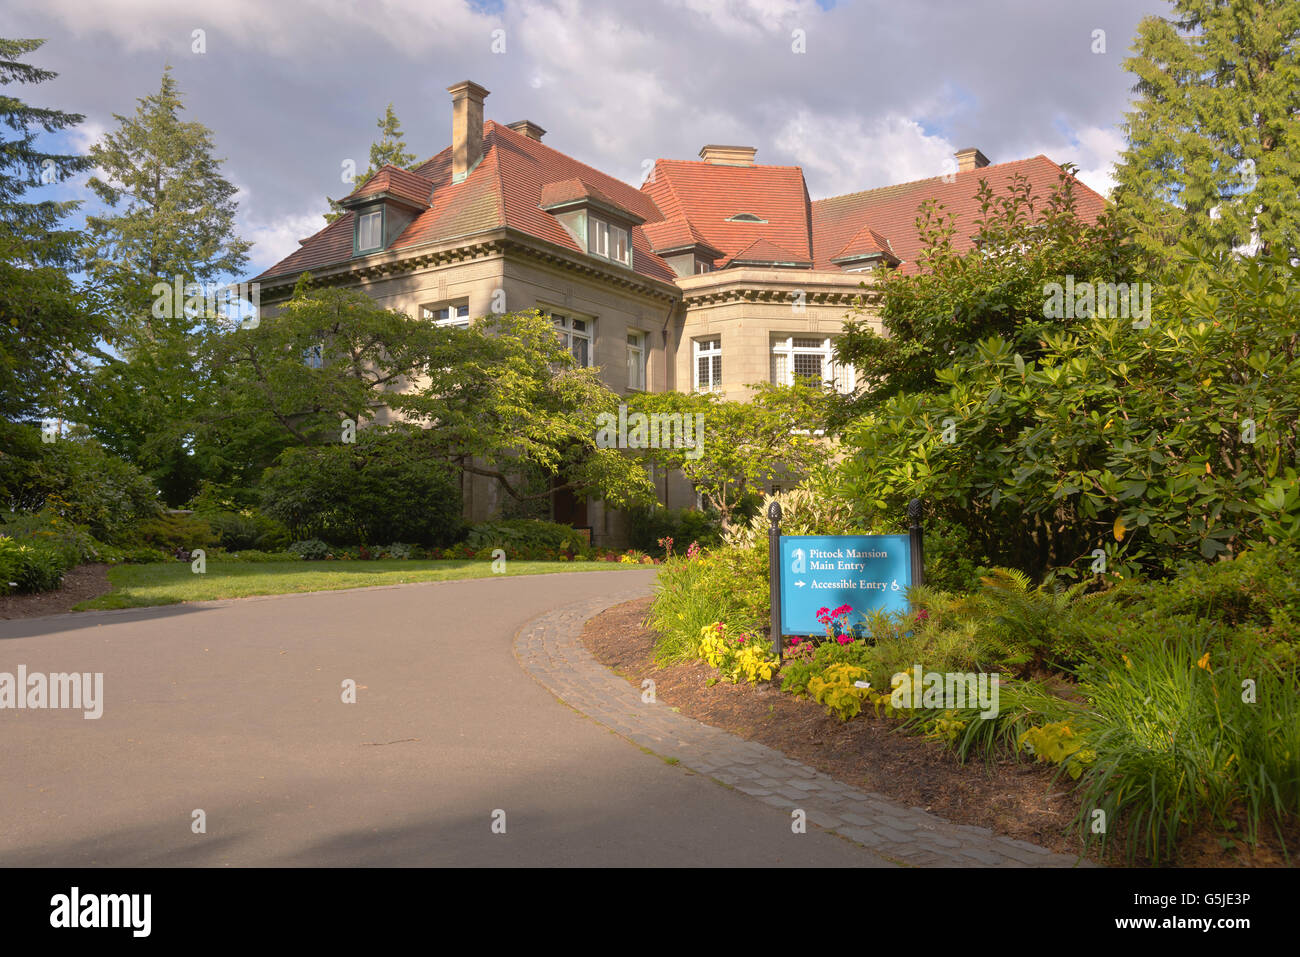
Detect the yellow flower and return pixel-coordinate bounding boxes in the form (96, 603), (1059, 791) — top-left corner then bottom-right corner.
(1196, 652), (1213, 673)
(1121, 654), (1132, 670)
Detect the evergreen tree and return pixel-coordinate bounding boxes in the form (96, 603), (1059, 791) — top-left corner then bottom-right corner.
(1113, 0), (1300, 261)
(324, 103), (417, 222)
(0, 38), (101, 426)
(78, 66), (250, 503)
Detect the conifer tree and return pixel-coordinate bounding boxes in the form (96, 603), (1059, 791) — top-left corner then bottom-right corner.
(1113, 0), (1300, 260)
(79, 66), (250, 502)
(324, 103), (417, 222)
(0, 38), (101, 425)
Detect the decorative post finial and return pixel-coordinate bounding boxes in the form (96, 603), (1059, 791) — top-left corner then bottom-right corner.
(768, 500), (782, 523)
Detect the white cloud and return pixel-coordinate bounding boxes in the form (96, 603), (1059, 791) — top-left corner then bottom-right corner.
(1070, 125), (1125, 199)
(1019, 124), (1126, 199)
(665, 0), (818, 40)
(241, 209), (326, 275)
(775, 109), (956, 197)
(32, 0), (494, 59)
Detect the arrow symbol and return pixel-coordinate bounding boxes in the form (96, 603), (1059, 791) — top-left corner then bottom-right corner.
(794, 580), (806, 588)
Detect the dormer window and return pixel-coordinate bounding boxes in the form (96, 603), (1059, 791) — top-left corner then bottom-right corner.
(726, 213), (767, 223)
(589, 215), (631, 266)
(339, 166), (433, 258)
(356, 208), (383, 253)
(539, 178), (643, 270)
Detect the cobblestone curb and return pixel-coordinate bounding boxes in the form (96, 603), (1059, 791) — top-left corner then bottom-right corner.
(514, 592), (1093, 868)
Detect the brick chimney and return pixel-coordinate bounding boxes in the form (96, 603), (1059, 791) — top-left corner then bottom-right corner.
(507, 119), (546, 142)
(699, 145), (757, 166)
(954, 147), (990, 172)
(447, 81), (489, 182)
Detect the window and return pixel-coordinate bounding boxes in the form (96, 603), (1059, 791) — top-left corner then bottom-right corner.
(694, 259), (713, 274)
(589, 215), (631, 266)
(694, 337), (722, 392)
(304, 343), (324, 369)
(626, 331), (646, 391)
(770, 335), (855, 394)
(550, 312), (591, 367)
(421, 301), (470, 329)
(357, 209), (383, 252)
(726, 213), (767, 223)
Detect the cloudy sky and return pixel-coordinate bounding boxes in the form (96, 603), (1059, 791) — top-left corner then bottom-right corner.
(13, 0), (1169, 277)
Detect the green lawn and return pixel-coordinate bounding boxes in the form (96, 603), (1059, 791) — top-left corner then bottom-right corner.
(75, 559), (645, 610)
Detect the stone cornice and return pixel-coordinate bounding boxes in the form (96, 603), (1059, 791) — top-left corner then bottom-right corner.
(256, 227), (680, 305)
(675, 268), (882, 308)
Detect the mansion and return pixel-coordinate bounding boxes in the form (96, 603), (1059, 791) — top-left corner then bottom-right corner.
(254, 81), (1106, 544)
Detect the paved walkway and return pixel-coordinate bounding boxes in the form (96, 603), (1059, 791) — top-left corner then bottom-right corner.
(0, 570), (887, 867)
(517, 594), (1088, 868)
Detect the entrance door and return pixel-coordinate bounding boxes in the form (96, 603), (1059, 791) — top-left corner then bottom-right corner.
(552, 476), (588, 528)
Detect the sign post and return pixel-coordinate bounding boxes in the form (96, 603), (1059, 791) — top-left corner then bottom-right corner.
(768, 500), (783, 660)
(769, 500), (925, 652)
(908, 497), (925, 588)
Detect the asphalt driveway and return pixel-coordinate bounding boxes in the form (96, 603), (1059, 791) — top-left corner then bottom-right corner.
(0, 569), (888, 866)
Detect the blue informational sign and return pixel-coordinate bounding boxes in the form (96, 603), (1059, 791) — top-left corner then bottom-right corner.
(779, 535), (913, 635)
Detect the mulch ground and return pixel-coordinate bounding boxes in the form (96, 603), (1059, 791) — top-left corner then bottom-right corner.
(582, 596), (1295, 867)
(0, 564), (113, 620)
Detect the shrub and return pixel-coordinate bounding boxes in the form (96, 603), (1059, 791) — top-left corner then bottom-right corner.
(723, 488), (862, 550)
(648, 545), (768, 663)
(0, 427), (159, 542)
(98, 544), (170, 564)
(835, 246), (1300, 579)
(0, 536), (74, 594)
(627, 506), (722, 554)
(260, 426), (462, 547)
(465, 519), (583, 553)
(695, 622), (777, 684)
(807, 663), (873, 721)
(196, 509), (291, 552)
(1068, 632), (1299, 864)
(288, 539), (331, 560)
(135, 513), (220, 552)
(0, 509), (101, 564)
(213, 549), (297, 562)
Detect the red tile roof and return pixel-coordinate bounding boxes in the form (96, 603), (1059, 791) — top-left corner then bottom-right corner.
(345, 164), (434, 208)
(641, 159), (813, 266)
(538, 176), (620, 212)
(259, 122), (1106, 287)
(259, 121), (675, 284)
(832, 223), (895, 262)
(641, 217), (723, 257)
(728, 237), (812, 267)
(811, 155), (1106, 274)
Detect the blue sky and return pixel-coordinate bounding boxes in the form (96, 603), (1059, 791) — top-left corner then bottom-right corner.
(11, 0), (1169, 278)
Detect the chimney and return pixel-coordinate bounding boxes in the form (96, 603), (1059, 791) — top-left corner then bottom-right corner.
(447, 81), (489, 182)
(954, 147), (990, 172)
(507, 119), (546, 142)
(699, 144), (757, 167)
